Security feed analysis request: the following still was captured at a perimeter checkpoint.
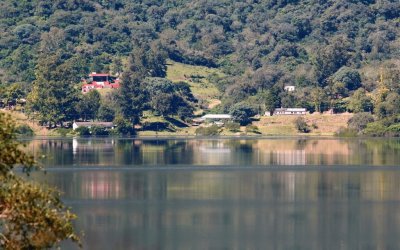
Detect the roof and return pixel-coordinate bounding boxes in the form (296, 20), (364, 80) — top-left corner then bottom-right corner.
(89, 73), (110, 77)
(74, 122), (114, 127)
(202, 114), (232, 119)
(275, 108), (306, 112)
(287, 108), (306, 112)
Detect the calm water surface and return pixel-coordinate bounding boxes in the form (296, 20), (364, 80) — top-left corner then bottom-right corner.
(27, 138), (400, 250)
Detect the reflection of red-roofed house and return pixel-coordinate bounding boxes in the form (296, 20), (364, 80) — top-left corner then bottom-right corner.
(81, 72), (120, 93)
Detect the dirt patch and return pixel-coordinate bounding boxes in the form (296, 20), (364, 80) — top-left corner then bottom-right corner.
(208, 99), (221, 109)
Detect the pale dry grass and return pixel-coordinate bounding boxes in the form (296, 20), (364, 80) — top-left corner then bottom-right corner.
(256, 113), (353, 136)
(1, 110), (57, 136)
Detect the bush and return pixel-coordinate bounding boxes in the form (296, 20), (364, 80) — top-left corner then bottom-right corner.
(294, 117), (310, 133)
(114, 116), (135, 136)
(225, 122), (241, 132)
(195, 125), (220, 136)
(362, 122), (400, 137)
(246, 124), (261, 134)
(90, 126), (109, 136)
(75, 126), (90, 136)
(14, 124), (34, 136)
(348, 112), (374, 132)
(387, 124), (400, 137)
(362, 122), (387, 137)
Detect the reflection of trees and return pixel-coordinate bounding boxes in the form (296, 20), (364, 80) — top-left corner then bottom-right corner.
(25, 138), (400, 249)
(26, 138), (400, 167)
(295, 139), (308, 150)
(363, 139), (400, 166)
(35, 169), (400, 249)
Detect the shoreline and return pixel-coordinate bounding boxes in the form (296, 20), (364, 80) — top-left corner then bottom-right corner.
(17, 134), (399, 141)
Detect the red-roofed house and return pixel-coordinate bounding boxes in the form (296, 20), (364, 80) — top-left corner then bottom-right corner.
(81, 73), (120, 93)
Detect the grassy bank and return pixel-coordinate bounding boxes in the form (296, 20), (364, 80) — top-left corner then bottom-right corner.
(3, 105), (355, 138)
(3, 109), (353, 137)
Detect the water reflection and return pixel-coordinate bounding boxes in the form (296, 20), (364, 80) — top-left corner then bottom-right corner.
(26, 138), (400, 249)
(26, 138), (400, 167)
(36, 170), (400, 202)
(34, 170), (400, 250)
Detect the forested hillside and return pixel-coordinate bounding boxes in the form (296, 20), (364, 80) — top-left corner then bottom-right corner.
(0, 0), (399, 134)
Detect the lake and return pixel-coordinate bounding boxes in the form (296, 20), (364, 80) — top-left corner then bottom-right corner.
(27, 138), (400, 250)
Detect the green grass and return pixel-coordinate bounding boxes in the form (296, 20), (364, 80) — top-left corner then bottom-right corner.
(96, 88), (117, 99)
(166, 60), (223, 101)
(259, 125), (296, 136)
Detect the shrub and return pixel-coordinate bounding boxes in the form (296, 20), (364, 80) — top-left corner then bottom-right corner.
(246, 124), (261, 134)
(75, 126), (90, 136)
(14, 124), (34, 136)
(90, 126), (109, 136)
(294, 117), (310, 133)
(362, 122), (387, 137)
(225, 122), (241, 132)
(348, 112), (374, 132)
(387, 124), (400, 132)
(195, 125), (220, 136)
(385, 124), (400, 137)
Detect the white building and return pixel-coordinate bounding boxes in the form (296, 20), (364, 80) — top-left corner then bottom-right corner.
(201, 114), (232, 123)
(284, 85), (296, 92)
(73, 121), (114, 130)
(266, 108), (307, 116)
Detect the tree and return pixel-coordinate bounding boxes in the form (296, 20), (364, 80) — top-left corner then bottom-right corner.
(76, 90), (101, 121)
(27, 51), (81, 127)
(98, 104), (116, 122)
(117, 54), (147, 124)
(262, 87), (281, 116)
(310, 87), (326, 113)
(331, 67), (362, 91)
(3, 84), (25, 107)
(0, 113), (80, 249)
(314, 37), (352, 86)
(375, 92), (400, 119)
(331, 81), (349, 98)
(229, 102), (257, 125)
(348, 88), (373, 113)
(113, 115), (135, 136)
(145, 78), (194, 118)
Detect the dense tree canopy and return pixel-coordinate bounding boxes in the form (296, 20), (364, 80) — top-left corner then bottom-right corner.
(1, 0), (398, 85)
(0, 0), (399, 130)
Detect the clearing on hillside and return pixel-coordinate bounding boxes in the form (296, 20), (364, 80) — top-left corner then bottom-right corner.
(166, 60), (223, 102)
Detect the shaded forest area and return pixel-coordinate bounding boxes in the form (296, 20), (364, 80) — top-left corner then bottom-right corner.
(0, 0), (399, 135)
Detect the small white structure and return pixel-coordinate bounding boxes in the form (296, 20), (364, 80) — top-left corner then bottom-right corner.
(284, 85), (296, 92)
(201, 114), (232, 123)
(266, 108), (307, 116)
(73, 122), (114, 130)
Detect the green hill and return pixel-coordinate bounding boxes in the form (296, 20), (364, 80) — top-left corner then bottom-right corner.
(0, 0), (399, 135)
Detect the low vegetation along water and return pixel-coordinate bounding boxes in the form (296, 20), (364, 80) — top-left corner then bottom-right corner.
(27, 138), (400, 249)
